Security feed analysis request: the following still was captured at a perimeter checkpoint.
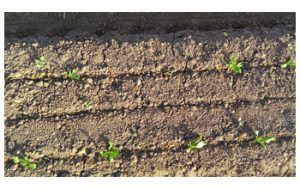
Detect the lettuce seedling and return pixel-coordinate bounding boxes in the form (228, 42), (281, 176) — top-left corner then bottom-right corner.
(12, 156), (37, 170)
(186, 135), (207, 152)
(228, 56), (243, 74)
(84, 101), (92, 109)
(118, 92), (128, 100)
(254, 130), (276, 148)
(100, 141), (120, 162)
(63, 70), (80, 80)
(281, 58), (295, 69)
(35, 56), (45, 67)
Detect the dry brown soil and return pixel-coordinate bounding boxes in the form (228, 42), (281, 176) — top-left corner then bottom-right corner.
(4, 14), (295, 176)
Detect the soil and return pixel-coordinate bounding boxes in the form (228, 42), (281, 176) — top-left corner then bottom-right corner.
(4, 13), (295, 177)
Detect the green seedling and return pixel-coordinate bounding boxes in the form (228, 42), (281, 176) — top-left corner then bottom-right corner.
(164, 70), (173, 78)
(254, 130), (276, 148)
(35, 56), (45, 67)
(281, 58), (295, 69)
(134, 42), (144, 51)
(100, 141), (120, 162)
(12, 156), (37, 170)
(186, 135), (207, 152)
(228, 56), (243, 74)
(184, 51), (192, 60)
(159, 52), (165, 60)
(63, 70), (80, 80)
(118, 92), (128, 100)
(84, 101), (92, 109)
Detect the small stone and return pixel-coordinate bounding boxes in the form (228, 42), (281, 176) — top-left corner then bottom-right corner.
(141, 153), (147, 158)
(87, 78), (93, 84)
(75, 162), (81, 167)
(56, 124), (62, 129)
(11, 164), (19, 171)
(43, 82), (49, 87)
(7, 140), (16, 150)
(32, 43), (39, 48)
(54, 82), (62, 86)
(137, 79), (142, 86)
(36, 81), (43, 87)
(47, 164), (53, 169)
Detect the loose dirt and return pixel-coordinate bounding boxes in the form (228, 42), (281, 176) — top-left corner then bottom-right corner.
(4, 13), (295, 176)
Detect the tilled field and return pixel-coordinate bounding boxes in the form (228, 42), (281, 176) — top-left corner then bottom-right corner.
(4, 21), (295, 176)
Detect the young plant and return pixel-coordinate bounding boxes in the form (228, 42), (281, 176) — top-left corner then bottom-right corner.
(254, 130), (276, 148)
(12, 156), (37, 170)
(83, 101), (92, 109)
(63, 69), (80, 80)
(35, 56), (45, 67)
(134, 42), (144, 51)
(100, 141), (120, 162)
(228, 56), (243, 74)
(159, 52), (165, 60)
(281, 58), (295, 69)
(186, 135), (207, 152)
(118, 92), (128, 100)
(184, 51), (192, 61)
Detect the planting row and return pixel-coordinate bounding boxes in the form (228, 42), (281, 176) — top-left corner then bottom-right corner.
(5, 25), (295, 80)
(5, 100), (295, 176)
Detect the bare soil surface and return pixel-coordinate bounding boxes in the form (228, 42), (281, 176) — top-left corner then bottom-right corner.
(4, 14), (295, 176)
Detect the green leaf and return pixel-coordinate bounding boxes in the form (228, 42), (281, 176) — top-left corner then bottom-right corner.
(108, 141), (113, 150)
(281, 59), (295, 69)
(254, 130), (276, 148)
(63, 70), (80, 80)
(228, 56), (243, 74)
(12, 156), (21, 164)
(256, 136), (276, 144)
(100, 151), (108, 158)
(186, 135), (207, 152)
(100, 141), (120, 162)
(29, 163), (37, 170)
(280, 63), (288, 69)
(84, 101), (92, 109)
(11, 156), (37, 170)
(34, 56), (45, 67)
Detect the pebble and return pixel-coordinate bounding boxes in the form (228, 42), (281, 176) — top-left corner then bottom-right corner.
(87, 78), (93, 84)
(7, 140), (16, 150)
(44, 82), (49, 87)
(36, 81), (44, 87)
(54, 82), (62, 86)
(56, 124), (62, 129)
(32, 43), (39, 48)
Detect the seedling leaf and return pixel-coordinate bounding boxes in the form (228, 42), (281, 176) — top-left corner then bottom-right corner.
(63, 70), (80, 80)
(84, 101), (92, 109)
(254, 130), (276, 148)
(281, 59), (295, 69)
(11, 156), (37, 170)
(29, 163), (37, 170)
(100, 141), (120, 162)
(228, 56), (243, 74)
(186, 135), (207, 152)
(35, 56), (45, 67)
(12, 156), (21, 164)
